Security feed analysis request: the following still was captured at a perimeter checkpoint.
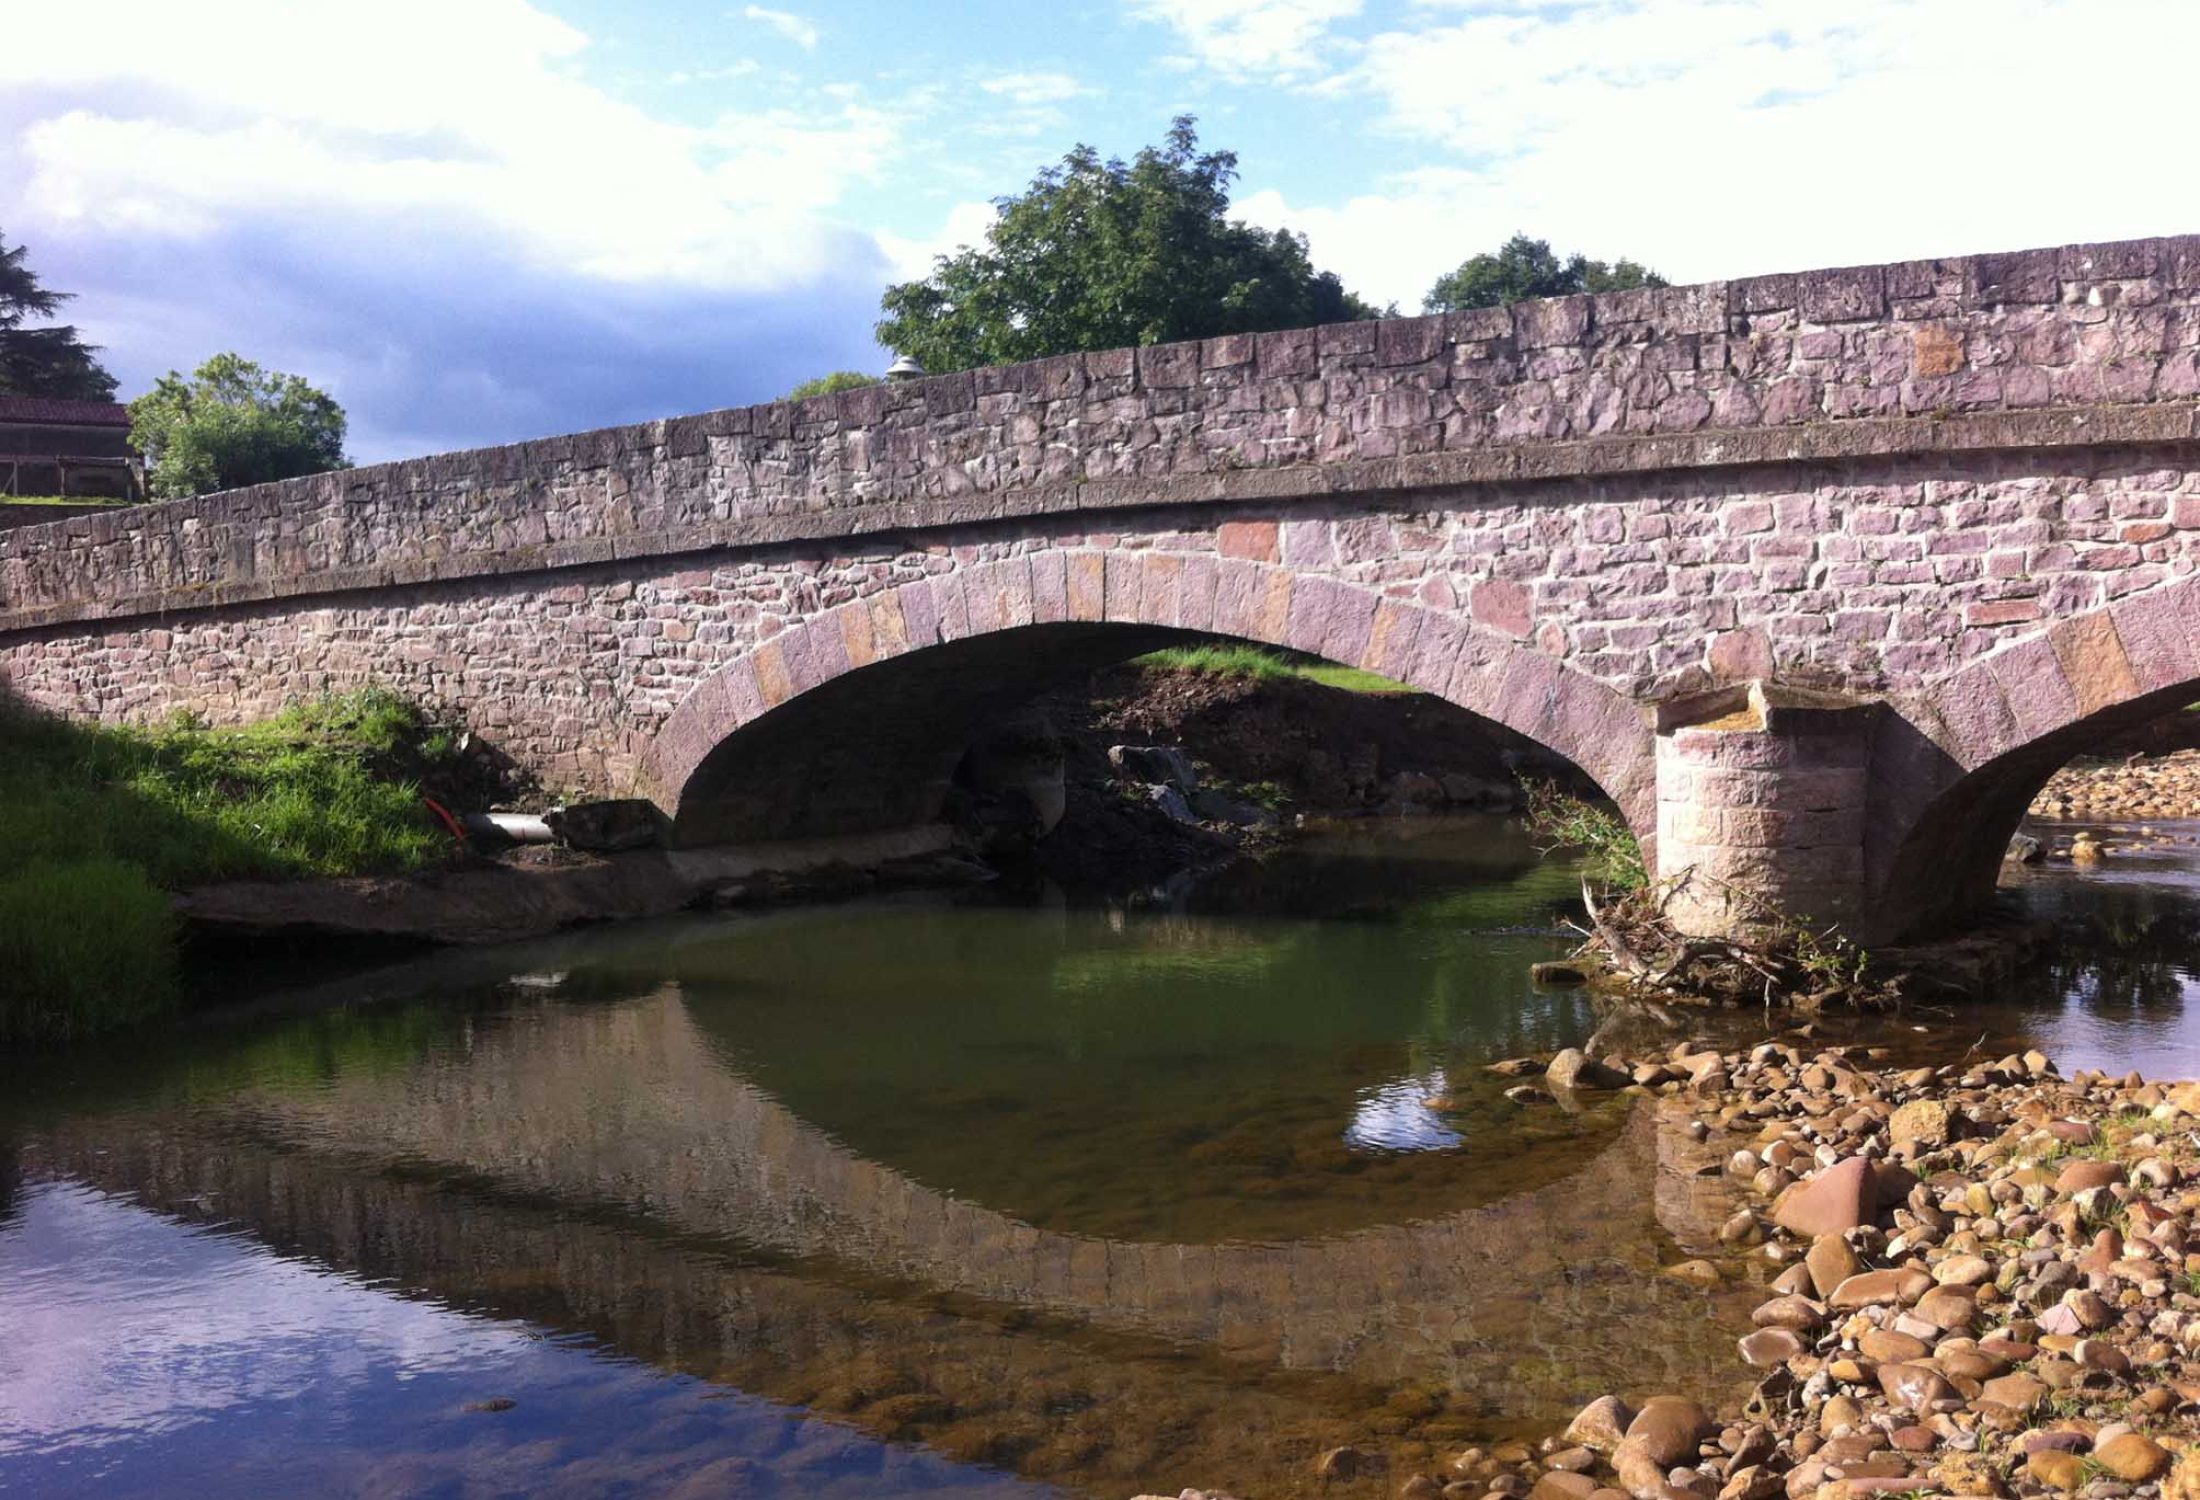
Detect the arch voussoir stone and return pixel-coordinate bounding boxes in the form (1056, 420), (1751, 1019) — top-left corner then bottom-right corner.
(1869, 567), (2200, 940)
(641, 548), (1655, 843)
(1905, 567), (2200, 778)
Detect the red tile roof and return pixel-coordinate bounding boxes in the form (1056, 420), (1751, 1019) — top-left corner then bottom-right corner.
(0, 395), (132, 427)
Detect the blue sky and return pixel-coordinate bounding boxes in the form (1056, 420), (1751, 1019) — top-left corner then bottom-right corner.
(5, 0), (2194, 461)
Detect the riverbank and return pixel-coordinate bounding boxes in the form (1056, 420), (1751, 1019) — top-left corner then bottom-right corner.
(1157, 1040), (2200, 1500)
(0, 688), (499, 1039)
(2032, 750), (2200, 823)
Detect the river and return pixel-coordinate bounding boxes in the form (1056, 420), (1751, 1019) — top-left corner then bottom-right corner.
(2, 814), (2196, 1498)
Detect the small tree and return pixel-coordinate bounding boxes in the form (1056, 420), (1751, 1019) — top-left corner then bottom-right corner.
(877, 116), (1376, 374)
(785, 370), (880, 400)
(1425, 234), (1666, 312)
(130, 354), (349, 498)
(0, 229), (118, 401)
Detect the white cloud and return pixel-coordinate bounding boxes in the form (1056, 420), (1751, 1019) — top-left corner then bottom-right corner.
(978, 71), (1097, 106)
(1127, 0), (1362, 80)
(878, 200), (1001, 282)
(0, 1183), (533, 1449)
(1237, 0), (2200, 310)
(3, 0), (888, 288)
(669, 60), (763, 85)
(742, 4), (820, 49)
(0, 0), (901, 457)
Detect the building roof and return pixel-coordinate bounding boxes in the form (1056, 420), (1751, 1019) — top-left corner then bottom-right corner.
(0, 395), (132, 428)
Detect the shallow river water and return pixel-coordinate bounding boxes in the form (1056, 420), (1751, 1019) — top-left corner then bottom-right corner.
(6, 815), (2200, 1498)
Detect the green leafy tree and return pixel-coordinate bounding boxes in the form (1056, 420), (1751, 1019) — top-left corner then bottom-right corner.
(877, 116), (1376, 373)
(1424, 234), (1666, 312)
(786, 370), (880, 400)
(0, 229), (118, 401)
(129, 353), (349, 498)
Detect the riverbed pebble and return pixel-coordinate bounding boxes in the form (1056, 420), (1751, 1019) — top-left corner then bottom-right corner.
(1150, 1035), (2200, 1500)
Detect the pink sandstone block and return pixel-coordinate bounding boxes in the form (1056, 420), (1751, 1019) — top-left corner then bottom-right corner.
(1248, 570), (1293, 645)
(1361, 599), (1424, 680)
(1065, 554), (1105, 621)
(1207, 558), (1261, 639)
(1922, 675), (2021, 769)
(2107, 583), (2200, 693)
(1139, 552), (1185, 628)
(1667, 729), (1794, 771)
(2046, 610), (2140, 717)
(1176, 554), (1219, 633)
(1102, 552), (1144, 623)
(1985, 635), (2081, 743)
(751, 640), (793, 709)
(1404, 613), (1473, 698)
(1030, 551), (1068, 624)
(929, 572), (974, 642)
(895, 577), (942, 647)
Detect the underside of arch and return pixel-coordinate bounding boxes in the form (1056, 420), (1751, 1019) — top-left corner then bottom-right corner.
(638, 553), (1656, 851)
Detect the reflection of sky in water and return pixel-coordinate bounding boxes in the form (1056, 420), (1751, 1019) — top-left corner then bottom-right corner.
(1344, 1070), (1465, 1152)
(0, 1182), (1057, 1499)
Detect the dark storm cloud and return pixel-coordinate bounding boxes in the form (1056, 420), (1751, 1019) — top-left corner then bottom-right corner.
(25, 208), (893, 462)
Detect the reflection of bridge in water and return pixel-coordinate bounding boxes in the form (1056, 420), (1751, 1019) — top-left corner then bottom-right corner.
(27, 988), (1750, 1496)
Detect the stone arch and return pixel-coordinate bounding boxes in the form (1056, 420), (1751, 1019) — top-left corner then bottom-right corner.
(638, 549), (1656, 849)
(1870, 575), (2200, 935)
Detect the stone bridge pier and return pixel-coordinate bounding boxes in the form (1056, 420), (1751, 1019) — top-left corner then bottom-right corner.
(12, 233), (2200, 944)
(1653, 689), (1880, 937)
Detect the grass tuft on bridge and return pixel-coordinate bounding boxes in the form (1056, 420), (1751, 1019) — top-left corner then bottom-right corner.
(1134, 643), (1409, 695)
(0, 688), (463, 1042)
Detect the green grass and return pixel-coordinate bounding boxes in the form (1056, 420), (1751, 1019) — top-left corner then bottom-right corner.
(1135, 643), (1411, 694)
(0, 859), (178, 1042)
(0, 687), (465, 1042)
(0, 687), (459, 885)
(1, 494), (139, 507)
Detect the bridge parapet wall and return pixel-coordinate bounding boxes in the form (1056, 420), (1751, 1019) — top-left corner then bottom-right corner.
(7, 236), (2200, 632)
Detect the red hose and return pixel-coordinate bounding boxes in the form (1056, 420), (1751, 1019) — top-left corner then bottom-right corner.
(423, 795), (467, 846)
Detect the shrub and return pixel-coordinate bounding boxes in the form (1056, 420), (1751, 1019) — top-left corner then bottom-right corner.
(1520, 779), (1646, 891)
(785, 370), (880, 400)
(0, 859), (178, 1042)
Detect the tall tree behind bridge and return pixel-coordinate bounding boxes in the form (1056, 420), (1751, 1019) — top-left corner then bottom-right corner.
(877, 117), (1377, 374)
(129, 353), (349, 499)
(1424, 234), (1666, 312)
(0, 230), (119, 402)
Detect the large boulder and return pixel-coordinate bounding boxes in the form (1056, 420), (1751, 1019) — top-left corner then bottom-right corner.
(1624, 1396), (1714, 1467)
(1773, 1158), (1879, 1237)
(1888, 1098), (1957, 1148)
(1804, 1234), (1862, 1298)
(1548, 1048), (1631, 1091)
(1564, 1395), (1635, 1452)
(1108, 744), (1199, 790)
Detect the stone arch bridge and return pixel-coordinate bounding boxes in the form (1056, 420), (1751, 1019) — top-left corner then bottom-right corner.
(9, 233), (2200, 942)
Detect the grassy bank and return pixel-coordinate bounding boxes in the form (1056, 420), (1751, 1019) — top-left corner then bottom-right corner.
(1134, 643), (1410, 695)
(0, 689), (463, 1043)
